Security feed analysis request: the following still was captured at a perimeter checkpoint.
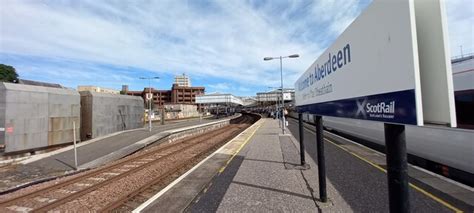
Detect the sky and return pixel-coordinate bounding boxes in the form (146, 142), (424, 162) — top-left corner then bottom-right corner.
(1, 0), (473, 96)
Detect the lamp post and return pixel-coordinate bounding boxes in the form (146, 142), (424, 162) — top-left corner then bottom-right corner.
(264, 54), (299, 134)
(139, 76), (160, 132)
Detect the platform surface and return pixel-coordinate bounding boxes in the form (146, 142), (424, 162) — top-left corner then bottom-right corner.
(180, 118), (467, 212)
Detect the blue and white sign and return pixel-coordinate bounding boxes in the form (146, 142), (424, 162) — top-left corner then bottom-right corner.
(295, 0), (424, 125)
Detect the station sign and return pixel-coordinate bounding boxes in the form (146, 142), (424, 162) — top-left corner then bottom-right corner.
(295, 0), (457, 126)
(146, 93), (153, 100)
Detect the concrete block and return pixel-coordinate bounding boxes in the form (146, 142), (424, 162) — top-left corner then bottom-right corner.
(0, 82), (80, 153)
(80, 91), (143, 140)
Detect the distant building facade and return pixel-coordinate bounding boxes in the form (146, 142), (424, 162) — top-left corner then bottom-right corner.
(174, 73), (191, 87)
(125, 84), (205, 108)
(256, 88), (295, 102)
(77, 86), (120, 94)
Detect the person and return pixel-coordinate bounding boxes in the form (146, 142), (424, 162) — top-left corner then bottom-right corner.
(283, 108), (289, 126)
(270, 111), (275, 119)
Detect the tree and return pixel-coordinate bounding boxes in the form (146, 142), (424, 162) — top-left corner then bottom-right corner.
(0, 64), (19, 83)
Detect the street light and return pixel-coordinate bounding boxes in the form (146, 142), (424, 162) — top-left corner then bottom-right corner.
(263, 54), (299, 134)
(139, 76), (160, 132)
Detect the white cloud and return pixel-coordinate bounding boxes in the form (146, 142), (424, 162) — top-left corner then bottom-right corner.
(0, 0), (472, 95)
(445, 0), (474, 57)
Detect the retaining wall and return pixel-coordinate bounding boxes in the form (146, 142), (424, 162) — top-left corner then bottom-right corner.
(0, 83), (80, 153)
(80, 91), (144, 140)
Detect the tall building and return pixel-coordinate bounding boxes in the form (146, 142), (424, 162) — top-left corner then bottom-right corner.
(174, 73), (191, 87)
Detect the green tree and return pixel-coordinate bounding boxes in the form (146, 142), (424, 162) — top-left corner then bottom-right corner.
(0, 64), (19, 83)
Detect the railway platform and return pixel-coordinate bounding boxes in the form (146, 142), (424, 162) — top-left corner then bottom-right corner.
(137, 118), (350, 212)
(0, 116), (234, 193)
(137, 118), (472, 212)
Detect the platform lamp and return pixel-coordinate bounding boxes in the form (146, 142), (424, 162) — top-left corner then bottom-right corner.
(264, 54), (299, 134)
(139, 76), (160, 132)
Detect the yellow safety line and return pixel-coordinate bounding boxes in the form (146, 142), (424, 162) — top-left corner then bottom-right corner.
(300, 124), (463, 213)
(218, 122), (262, 173)
(325, 138), (462, 213)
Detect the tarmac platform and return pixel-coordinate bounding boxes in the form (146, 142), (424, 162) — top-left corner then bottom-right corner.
(136, 118), (473, 212)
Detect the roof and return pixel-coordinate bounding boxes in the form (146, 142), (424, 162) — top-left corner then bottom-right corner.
(17, 79), (64, 88)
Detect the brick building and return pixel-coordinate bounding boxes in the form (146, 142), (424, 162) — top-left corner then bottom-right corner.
(125, 83), (205, 107)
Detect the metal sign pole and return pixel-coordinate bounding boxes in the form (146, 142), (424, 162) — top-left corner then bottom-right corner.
(315, 115), (327, 202)
(161, 107), (165, 125)
(148, 81), (152, 132)
(384, 123), (409, 213)
(73, 121), (78, 170)
(298, 113), (306, 166)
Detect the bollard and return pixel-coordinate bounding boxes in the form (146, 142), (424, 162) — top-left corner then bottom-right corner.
(298, 113), (306, 166)
(73, 121), (78, 170)
(385, 123), (409, 213)
(315, 115), (327, 202)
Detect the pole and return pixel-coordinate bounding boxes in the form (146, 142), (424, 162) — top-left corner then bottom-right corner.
(148, 79), (152, 132)
(384, 123), (409, 213)
(161, 107), (165, 125)
(280, 56), (286, 134)
(315, 115), (327, 202)
(298, 113), (306, 166)
(73, 121), (78, 170)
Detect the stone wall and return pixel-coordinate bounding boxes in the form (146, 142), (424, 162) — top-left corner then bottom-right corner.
(80, 91), (144, 140)
(0, 83), (80, 153)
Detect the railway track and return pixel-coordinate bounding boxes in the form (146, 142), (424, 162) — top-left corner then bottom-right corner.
(0, 114), (259, 212)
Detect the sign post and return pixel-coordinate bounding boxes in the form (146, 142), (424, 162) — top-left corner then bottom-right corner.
(294, 0), (456, 210)
(298, 113), (306, 166)
(315, 115), (327, 202)
(146, 93), (153, 132)
(73, 121), (78, 170)
(385, 123), (409, 212)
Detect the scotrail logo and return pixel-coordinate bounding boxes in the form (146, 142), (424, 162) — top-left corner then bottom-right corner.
(366, 101), (395, 114)
(366, 101), (396, 119)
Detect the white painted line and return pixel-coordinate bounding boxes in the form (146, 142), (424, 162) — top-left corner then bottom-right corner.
(133, 118), (262, 213)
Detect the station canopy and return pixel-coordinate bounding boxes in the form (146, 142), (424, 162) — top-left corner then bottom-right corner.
(196, 93), (244, 106)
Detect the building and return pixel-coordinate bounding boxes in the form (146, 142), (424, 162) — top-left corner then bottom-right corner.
(240, 96), (258, 106)
(196, 93), (243, 114)
(78, 86), (120, 94)
(256, 88), (295, 103)
(125, 84), (205, 108)
(174, 73), (191, 87)
(196, 93), (244, 106)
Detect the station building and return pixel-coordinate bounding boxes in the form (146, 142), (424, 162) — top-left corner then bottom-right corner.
(256, 88), (295, 106)
(196, 93), (244, 114)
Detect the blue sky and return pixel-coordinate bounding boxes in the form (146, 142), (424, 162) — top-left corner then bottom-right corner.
(1, 0), (473, 96)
